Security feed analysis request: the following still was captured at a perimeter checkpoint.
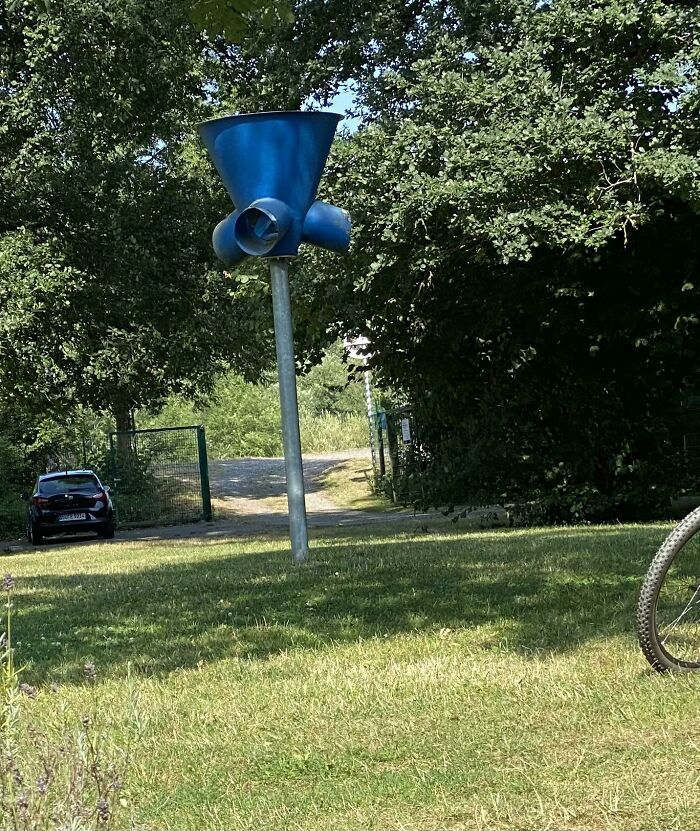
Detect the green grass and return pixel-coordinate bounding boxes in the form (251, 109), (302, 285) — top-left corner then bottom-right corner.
(6, 521), (700, 828)
(319, 457), (397, 513)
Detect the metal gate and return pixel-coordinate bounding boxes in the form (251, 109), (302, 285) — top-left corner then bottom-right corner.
(373, 406), (424, 503)
(108, 426), (212, 527)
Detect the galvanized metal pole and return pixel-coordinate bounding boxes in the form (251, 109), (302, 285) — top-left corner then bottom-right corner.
(269, 257), (309, 563)
(363, 369), (378, 476)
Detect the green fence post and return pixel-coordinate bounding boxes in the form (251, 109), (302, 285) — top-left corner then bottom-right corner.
(197, 426), (213, 521)
(108, 432), (119, 528)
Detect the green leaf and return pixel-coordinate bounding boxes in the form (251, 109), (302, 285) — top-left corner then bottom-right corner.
(187, 0), (293, 41)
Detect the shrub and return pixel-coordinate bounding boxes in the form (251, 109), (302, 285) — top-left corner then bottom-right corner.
(0, 439), (29, 540)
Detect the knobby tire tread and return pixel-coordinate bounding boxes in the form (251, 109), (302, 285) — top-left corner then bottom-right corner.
(636, 505), (700, 672)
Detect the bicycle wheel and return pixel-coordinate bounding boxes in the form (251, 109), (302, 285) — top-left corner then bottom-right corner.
(637, 505), (700, 672)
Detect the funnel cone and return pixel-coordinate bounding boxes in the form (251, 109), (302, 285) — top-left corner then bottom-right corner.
(198, 111), (342, 257)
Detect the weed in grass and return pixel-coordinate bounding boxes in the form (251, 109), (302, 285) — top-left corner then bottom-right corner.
(0, 576), (129, 830)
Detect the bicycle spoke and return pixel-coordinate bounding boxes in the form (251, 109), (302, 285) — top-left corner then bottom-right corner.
(652, 530), (700, 664)
(660, 584), (700, 645)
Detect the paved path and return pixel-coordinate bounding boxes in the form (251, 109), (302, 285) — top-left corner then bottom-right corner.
(187, 448), (429, 538)
(208, 449), (372, 516)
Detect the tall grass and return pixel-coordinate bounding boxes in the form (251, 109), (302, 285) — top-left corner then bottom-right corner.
(140, 344), (370, 458)
(300, 412), (368, 455)
(1, 576), (129, 829)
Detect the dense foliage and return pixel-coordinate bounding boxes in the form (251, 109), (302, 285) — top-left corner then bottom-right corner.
(141, 344), (368, 457)
(4, 0), (700, 523)
(280, 0), (700, 521)
(0, 0), (275, 434)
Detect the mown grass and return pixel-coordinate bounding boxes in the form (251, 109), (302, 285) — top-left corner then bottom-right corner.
(4, 521), (699, 828)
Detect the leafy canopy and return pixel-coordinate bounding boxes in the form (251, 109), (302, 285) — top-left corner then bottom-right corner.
(187, 0), (293, 41)
(286, 0), (700, 520)
(0, 0), (276, 428)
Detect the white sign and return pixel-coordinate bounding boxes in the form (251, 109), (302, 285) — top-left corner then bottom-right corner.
(344, 335), (372, 362)
(401, 418), (412, 445)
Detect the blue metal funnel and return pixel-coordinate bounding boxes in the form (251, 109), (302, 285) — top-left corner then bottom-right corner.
(198, 111), (350, 260)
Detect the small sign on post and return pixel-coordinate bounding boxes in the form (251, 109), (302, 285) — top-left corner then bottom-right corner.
(197, 112), (351, 563)
(401, 418), (412, 445)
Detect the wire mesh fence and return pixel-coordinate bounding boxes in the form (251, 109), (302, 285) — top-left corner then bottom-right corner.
(108, 426), (212, 527)
(0, 425), (212, 540)
(0, 452), (34, 541)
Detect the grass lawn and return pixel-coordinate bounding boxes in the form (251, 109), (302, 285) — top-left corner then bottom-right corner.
(320, 457), (397, 513)
(3, 520), (700, 829)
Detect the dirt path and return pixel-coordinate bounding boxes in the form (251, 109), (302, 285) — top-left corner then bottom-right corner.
(209, 449), (372, 514)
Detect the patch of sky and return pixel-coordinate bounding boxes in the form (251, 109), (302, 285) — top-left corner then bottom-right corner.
(308, 81), (363, 133)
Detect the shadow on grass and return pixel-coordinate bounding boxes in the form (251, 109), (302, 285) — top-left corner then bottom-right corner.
(12, 523), (669, 685)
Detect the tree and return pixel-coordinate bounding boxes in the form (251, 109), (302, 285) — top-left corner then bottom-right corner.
(208, 0), (443, 110)
(0, 0), (276, 433)
(187, 0), (293, 42)
(285, 0), (700, 520)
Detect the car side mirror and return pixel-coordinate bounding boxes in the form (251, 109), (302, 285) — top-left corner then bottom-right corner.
(20, 492), (29, 502)
(103, 486), (111, 494)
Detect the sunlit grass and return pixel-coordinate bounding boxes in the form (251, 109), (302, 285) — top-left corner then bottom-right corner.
(319, 457), (396, 513)
(5, 521), (699, 828)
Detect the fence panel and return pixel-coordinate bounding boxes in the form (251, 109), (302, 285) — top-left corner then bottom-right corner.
(109, 426), (212, 527)
(374, 406), (424, 503)
(0, 433), (110, 541)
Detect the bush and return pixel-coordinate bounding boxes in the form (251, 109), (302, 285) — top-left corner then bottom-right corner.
(0, 439), (29, 540)
(140, 345), (370, 458)
(300, 412), (368, 454)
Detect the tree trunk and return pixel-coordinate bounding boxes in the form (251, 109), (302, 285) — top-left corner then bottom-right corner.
(113, 401), (134, 456)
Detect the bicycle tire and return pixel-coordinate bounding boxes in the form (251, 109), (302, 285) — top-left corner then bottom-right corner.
(636, 505), (700, 672)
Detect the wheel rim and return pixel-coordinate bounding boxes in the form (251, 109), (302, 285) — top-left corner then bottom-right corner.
(653, 531), (700, 668)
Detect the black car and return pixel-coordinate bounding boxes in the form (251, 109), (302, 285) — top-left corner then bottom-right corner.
(26, 470), (115, 545)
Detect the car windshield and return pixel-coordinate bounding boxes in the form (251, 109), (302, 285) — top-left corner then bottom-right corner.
(39, 475), (99, 495)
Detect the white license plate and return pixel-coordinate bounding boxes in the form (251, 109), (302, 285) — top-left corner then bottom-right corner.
(59, 513), (87, 522)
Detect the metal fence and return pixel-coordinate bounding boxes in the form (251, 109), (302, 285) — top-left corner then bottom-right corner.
(108, 426), (212, 527)
(0, 453), (34, 541)
(0, 425), (212, 540)
(372, 406), (424, 503)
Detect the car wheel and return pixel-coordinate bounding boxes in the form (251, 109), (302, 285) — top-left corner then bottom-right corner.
(100, 522), (115, 540)
(30, 523), (44, 546)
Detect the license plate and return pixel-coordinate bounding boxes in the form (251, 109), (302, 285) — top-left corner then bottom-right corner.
(59, 513), (86, 522)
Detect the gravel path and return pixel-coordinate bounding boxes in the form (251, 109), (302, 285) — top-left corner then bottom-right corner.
(193, 448), (428, 537)
(2, 450), (430, 551)
(208, 448), (372, 516)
